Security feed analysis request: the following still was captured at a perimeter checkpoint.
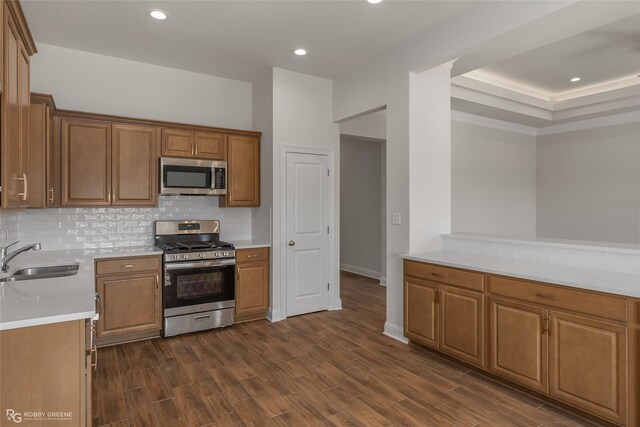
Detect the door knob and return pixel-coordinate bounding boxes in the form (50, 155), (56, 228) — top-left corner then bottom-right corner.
(288, 240), (295, 246)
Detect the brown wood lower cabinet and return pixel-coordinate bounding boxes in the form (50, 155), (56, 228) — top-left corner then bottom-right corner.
(404, 276), (438, 348)
(404, 262), (485, 368)
(404, 259), (639, 426)
(95, 255), (162, 346)
(489, 297), (548, 393)
(0, 319), (93, 427)
(235, 248), (270, 323)
(549, 311), (627, 425)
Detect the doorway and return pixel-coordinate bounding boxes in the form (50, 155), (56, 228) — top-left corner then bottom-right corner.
(339, 109), (387, 311)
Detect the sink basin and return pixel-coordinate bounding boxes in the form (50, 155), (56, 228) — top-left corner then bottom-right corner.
(0, 264), (79, 282)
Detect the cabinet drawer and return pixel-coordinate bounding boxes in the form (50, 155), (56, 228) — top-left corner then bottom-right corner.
(236, 248), (269, 263)
(95, 256), (161, 276)
(404, 260), (484, 292)
(489, 276), (627, 322)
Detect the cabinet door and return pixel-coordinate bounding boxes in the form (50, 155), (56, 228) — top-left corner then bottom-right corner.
(195, 131), (225, 159)
(28, 101), (49, 208)
(226, 135), (260, 207)
(112, 124), (158, 206)
(161, 128), (193, 158)
(439, 285), (484, 367)
(549, 311), (627, 425)
(404, 277), (438, 348)
(490, 298), (548, 393)
(1, 13), (28, 208)
(96, 272), (161, 340)
(61, 118), (111, 206)
(1, 320), (85, 425)
(235, 260), (269, 321)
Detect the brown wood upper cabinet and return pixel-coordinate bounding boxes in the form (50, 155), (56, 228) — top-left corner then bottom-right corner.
(225, 134), (260, 207)
(1, 1), (35, 208)
(61, 118), (158, 207)
(404, 261), (485, 368)
(28, 94), (57, 208)
(235, 248), (270, 323)
(112, 124), (157, 206)
(161, 128), (225, 160)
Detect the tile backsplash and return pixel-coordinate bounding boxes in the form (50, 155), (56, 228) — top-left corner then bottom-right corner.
(5, 196), (253, 250)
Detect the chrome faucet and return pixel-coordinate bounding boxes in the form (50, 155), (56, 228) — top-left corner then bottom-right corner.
(1, 241), (42, 273)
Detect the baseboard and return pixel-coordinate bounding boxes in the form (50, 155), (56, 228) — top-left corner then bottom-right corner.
(340, 263), (381, 280)
(266, 308), (284, 323)
(383, 322), (409, 344)
(329, 298), (343, 311)
(379, 276), (387, 287)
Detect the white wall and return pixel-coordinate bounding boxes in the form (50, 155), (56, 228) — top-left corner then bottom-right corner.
(537, 121), (640, 244)
(270, 68), (341, 320)
(251, 70), (274, 244)
(340, 136), (383, 279)
(452, 119), (537, 237)
(340, 111), (386, 140)
(332, 1), (597, 342)
(31, 44), (252, 129)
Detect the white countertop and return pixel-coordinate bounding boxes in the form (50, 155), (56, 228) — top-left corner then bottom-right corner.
(0, 246), (162, 331)
(402, 251), (640, 299)
(229, 239), (271, 249)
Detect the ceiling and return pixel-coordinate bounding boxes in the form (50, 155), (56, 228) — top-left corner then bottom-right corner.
(479, 13), (640, 96)
(21, 0), (475, 82)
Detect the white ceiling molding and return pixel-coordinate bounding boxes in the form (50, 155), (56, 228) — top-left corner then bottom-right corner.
(537, 109), (640, 136)
(452, 71), (640, 128)
(451, 110), (538, 136)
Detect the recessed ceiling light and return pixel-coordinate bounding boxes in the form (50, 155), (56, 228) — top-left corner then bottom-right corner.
(150, 10), (167, 20)
(570, 77), (581, 82)
(364, 0), (383, 3)
(293, 48), (308, 56)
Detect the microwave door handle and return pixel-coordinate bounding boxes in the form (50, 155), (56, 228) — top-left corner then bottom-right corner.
(165, 259), (236, 270)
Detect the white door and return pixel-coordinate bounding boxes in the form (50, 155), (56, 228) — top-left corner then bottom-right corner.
(285, 152), (330, 316)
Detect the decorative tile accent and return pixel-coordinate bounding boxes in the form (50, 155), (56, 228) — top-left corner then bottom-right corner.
(11, 196), (253, 250)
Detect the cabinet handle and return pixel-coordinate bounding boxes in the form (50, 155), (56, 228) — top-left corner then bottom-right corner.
(95, 293), (103, 315)
(431, 272), (443, 278)
(155, 275), (159, 289)
(121, 264), (135, 268)
(247, 254), (258, 258)
(546, 317), (551, 336)
(48, 187), (54, 204)
(91, 345), (98, 370)
(434, 288), (440, 303)
(17, 173), (28, 201)
(191, 143), (195, 157)
(535, 293), (555, 301)
(194, 143), (198, 156)
(236, 267), (240, 279)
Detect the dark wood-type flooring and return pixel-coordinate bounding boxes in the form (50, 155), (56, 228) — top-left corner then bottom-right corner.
(94, 271), (603, 426)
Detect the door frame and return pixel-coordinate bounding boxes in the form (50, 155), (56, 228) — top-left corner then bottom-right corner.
(279, 144), (339, 319)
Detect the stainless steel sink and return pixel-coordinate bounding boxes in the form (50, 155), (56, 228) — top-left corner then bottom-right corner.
(0, 263), (79, 282)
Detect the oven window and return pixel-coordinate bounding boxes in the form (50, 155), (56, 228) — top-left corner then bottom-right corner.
(164, 166), (211, 189)
(177, 272), (224, 300)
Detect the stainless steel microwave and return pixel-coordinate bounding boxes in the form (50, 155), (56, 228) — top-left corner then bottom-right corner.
(160, 157), (227, 196)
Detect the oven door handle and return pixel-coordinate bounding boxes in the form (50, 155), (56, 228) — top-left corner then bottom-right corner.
(165, 259), (236, 270)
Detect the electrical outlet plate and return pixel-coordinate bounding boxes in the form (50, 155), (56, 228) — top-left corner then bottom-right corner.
(391, 213), (401, 225)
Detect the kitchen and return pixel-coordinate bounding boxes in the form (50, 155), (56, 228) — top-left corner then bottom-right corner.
(1, 1), (640, 426)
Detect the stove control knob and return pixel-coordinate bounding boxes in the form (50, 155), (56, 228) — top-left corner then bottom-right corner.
(224, 251), (229, 257)
(215, 251), (220, 257)
(199, 253), (206, 258)
(184, 254), (190, 259)
(174, 254), (181, 260)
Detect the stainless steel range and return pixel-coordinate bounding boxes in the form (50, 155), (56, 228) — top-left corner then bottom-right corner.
(154, 220), (235, 337)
